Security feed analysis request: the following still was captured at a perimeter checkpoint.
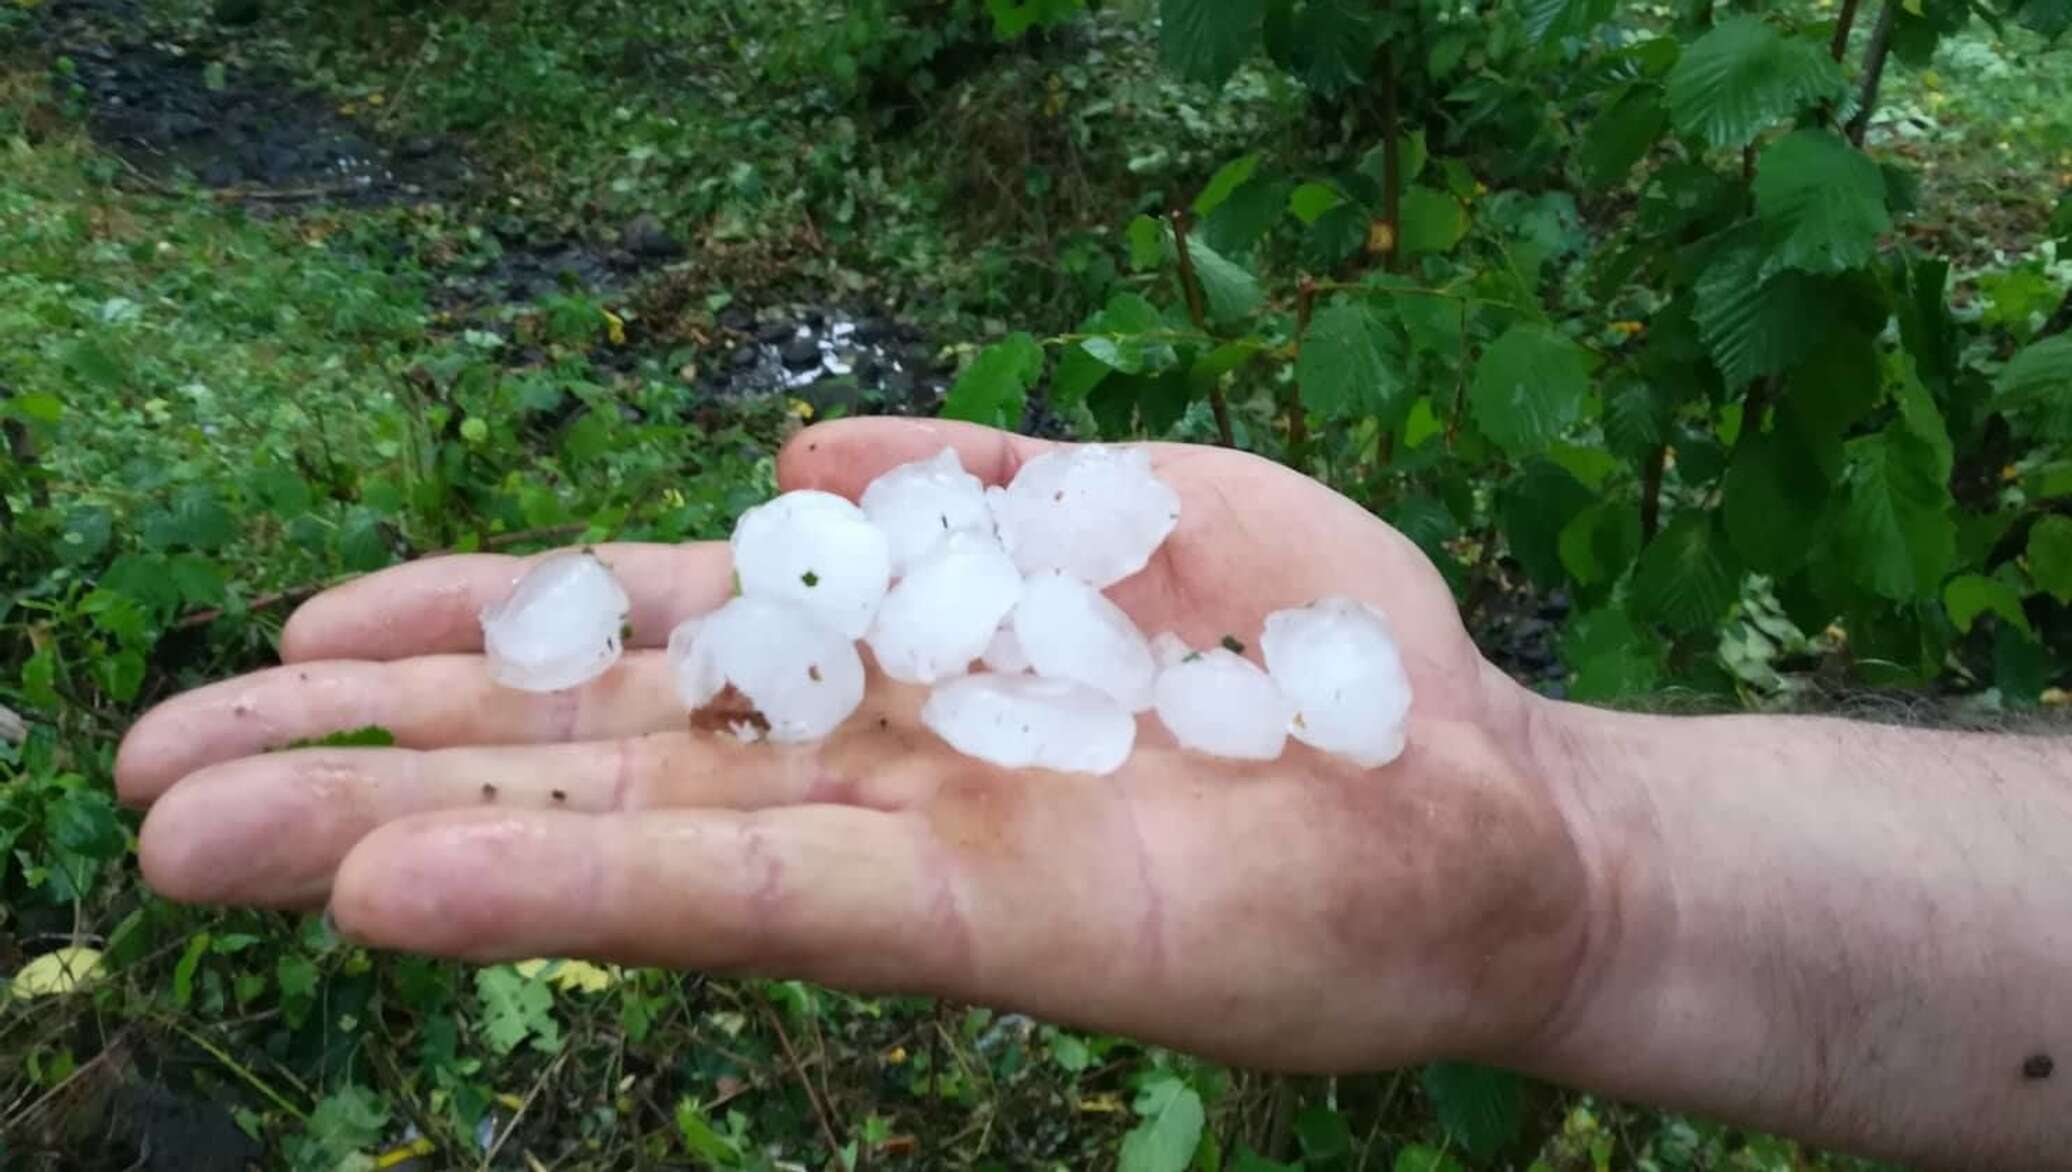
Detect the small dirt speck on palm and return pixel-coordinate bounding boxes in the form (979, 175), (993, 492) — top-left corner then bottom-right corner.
(481, 783), (497, 800)
(551, 789), (567, 803)
(801, 569), (819, 587)
(2023, 1053), (2053, 1080)
(1221, 635), (1246, 654)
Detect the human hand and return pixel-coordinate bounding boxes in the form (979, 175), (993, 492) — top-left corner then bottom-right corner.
(116, 418), (1591, 1073)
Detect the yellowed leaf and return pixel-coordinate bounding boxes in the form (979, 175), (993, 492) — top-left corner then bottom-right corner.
(603, 309), (627, 346)
(512, 958), (619, 993)
(11, 947), (105, 998)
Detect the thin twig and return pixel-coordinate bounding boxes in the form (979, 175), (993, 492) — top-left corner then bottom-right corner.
(1168, 208), (1236, 448)
(1846, 1), (1897, 147)
(479, 1044), (571, 1171)
(1286, 277), (1318, 454)
(1830, 0), (1862, 60)
(757, 993), (844, 1160)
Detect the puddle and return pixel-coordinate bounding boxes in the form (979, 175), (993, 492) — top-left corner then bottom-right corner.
(704, 308), (951, 416)
(31, 0), (463, 201)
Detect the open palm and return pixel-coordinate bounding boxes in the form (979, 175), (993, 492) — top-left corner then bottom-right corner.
(117, 418), (1590, 1073)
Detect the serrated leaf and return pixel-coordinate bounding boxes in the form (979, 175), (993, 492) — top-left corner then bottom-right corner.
(1723, 423), (1832, 573)
(1298, 302), (1409, 424)
(1501, 460), (1596, 590)
(1119, 1075), (1204, 1172)
(1185, 237), (1264, 323)
(1996, 335), (2072, 434)
(1665, 16), (1848, 149)
(1602, 380), (1675, 462)
(1943, 574), (2033, 636)
(1632, 513), (1743, 631)
(1692, 226), (1828, 388)
(1395, 1144), (1468, 1172)
(1753, 130), (1891, 275)
(1194, 154), (1261, 216)
(2013, 0), (2071, 38)
(1565, 607), (1663, 699)
(1288, 182), (1345, 225)
(1263, 0), (1382, 94)
(1422, 1063), (1525, 1159)
(1205, 176), (1288, 256)
(2028, 515), (2072, 603)
(1558, 500), (1642, 587)
(1520, 0), (1616, 42)
(1470, 326), (1595, 454)
(476, 965), (563, 1055)
(1161, 0), (1265, 86)
(1836, 423), (1957, 601)
(1399, 187), (1469, 255)
(1579, 86), (1669, 189)
(302, 1086), (388, 1167)
(943, 333), (1044, 428)
(1785, 327), (1884, 439)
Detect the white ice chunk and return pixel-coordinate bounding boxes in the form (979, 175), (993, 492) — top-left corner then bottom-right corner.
(921, 673), (1136, 776)
(1261, 596), (1414, 768)
(730, 490), (892, 639)
(480, 550), (631, 692)
(866, 531), (1023, 685)
(859, 448), (994, 577)
(987, 445), (1180, 588)
(981, 623), (1031, 674)
(1011, 571), (1156, 712)
(1149, 631), (1192, 669)
(668, 595), (865, 744)
(1154, 647), (1296, 761)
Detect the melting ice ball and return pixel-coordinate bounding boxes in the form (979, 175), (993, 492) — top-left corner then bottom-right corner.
(730, 490), (892, 639)
(668, 596), (865, 744)
(480, 550), (631, 693)
(988, 445), (1180, 588)
(1152, 642), (1296, 762)
(921, 673), (1135, 776)
(859, 448), (994, 577)
(1261, 596), (1414, 768)
(866, 531), (1023, 685)
(1011, 571), (1157, 712)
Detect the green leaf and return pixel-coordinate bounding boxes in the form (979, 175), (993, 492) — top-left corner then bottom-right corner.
(1395, 1144), (1469, 1172)
(1753, 130), (1892, 275)
(1692, 226), (1828, 388)
(1558, 500), (1642, 587)
(1422, 1063), (1525, 1159)
(1501, 460), (1596, 590)
(285, 725), (398, 750)
(1294, 1105), (1353, 1160)
(1836, 423), (1957, 601)
(1579, 86), (1669, 189)
(2013, 0), (2071, 38)
(62, 338), (128, 391)
(1229, 1149), (1300, 1172)
(49, 787), (124, 861)
(1632, 513), (1743, 632)
(1298, 302), (1409, 425)
(1161, 0), (1265, 86)
(943, 333), (1044, 429)
(475, 965), (563, 1055)
(676, 1098), (746, 1164)
(172, 933), (210, 1008)
(1262, 0), (1382, 94)
(1185, 237), (1264, 323)
(1194, 154), (1261, 216)
(1996, 335), (2072, 432)
(1603, 380), (1675, 463)
(1288, 182), (1345, 225)
(1470, 326), (1596, 454)
(277, 953), (319, 1027)
(1129, 215), (1172, 271)
(1398, 188), (1469, 255)
(1520, 0), (1616, 42)
(301, 1086), (389, 1167)
(1205, 176), (1289, 256)
(1785, 327), (1884, 440)
(2028, 516), (2072, 603)
(1723, 423), (1832, 573)
(1943, 574), (2033, 636)
(1665, 16), (1848, 149)
(1119, 1075), (1205, 1172)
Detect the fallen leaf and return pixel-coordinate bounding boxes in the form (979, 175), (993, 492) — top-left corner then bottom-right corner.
(11, 947), (106, 998)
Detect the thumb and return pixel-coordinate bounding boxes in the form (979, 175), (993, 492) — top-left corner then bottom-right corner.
(776, 418), (1059, 500)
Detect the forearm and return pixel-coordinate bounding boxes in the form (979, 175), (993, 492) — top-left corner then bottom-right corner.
(1521, 701), (2072, 1170)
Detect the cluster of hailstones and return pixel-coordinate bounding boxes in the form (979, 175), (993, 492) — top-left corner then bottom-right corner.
(477, 446), (1413, 776)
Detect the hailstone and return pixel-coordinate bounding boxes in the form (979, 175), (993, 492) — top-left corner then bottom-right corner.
(1011, 571), (1157, 712)
(1152, 643), (1296, 761)
(921, 673), (1136, 776)
(988, 445), (1180, 588)
(1261, 596), (1414, 768)
(866, 531), (1023, 685)
(858, 448), (993, 576)
(480, 550), (631, 693)
(668, 595), (865, 744)
(981, 623), (1031, 674)
(730, 490), (892, 639)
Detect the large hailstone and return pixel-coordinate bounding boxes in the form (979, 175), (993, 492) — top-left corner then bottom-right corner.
(866, 531), (1023, 685)
(1261, 596), (1414, 768)
(1011, 571), (1157, 712)
(859, 448), (994, 577)
(668, 596), (865, 744)
(988, 445), (1181, 588)
(921, 673), (1136, 776)
(1152, 642), (1296, 761)
(730, 490), (892, 639)
(480, 550), (631, 692)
